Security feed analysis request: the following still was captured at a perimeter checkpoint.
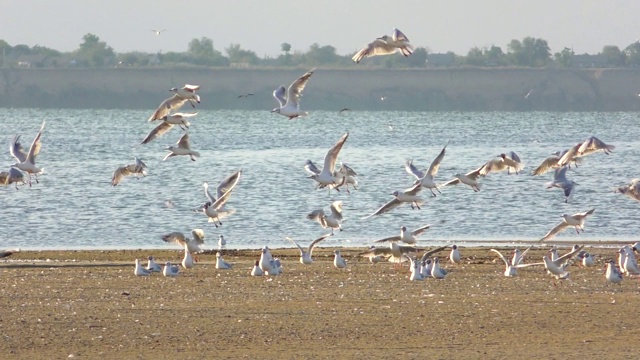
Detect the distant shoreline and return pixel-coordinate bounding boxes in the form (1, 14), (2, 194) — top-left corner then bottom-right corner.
(2, 67), (640, 111)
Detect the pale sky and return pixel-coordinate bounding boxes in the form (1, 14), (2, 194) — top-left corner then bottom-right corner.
(2, 0), (639, 57)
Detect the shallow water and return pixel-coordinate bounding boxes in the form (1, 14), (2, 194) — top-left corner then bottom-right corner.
(1, 109), (639, 250)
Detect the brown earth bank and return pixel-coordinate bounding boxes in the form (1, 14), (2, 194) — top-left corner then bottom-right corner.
(0, 247), (638, 359)
(2, 67), (640, 111)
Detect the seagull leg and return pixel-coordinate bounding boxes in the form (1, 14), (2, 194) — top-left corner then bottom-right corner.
(188, 99), (196, 108)
(35, 173), (39, 183)
(430, 189), (437, 197)
(416, 203), (421, 210)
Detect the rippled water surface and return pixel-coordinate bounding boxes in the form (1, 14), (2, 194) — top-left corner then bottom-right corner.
(1, 109), (639, 250)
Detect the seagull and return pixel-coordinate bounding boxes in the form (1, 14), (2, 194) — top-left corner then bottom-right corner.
(338, 108), (351, 114)
(431, 257), (448, 279)
(360, 246), (388, 264)
(251, 260), (263, 276)
(615, 179), (640, 202)
(405, 142), (448, 196)
(0, 249), (19, 258)
(362, 182), (424, 218)
(162, 262), (180, 277)
(577, 136), (615, 156)
(576, 251), (595, 267)
(333, 162), (359, 194)
(151, 29), (166, 35)
(490, 247), (531, 277)
(142, 112), (198, 144)
(373, 225), (432, 245)
(199, 170), (242, 226)
(134, 259), (151, 276)
(111, 158), (147, 186)
(162, 229), (205, 253)
(271, 68), (315, 119)
(163, 133), (200, 161)
(557, 142), (584, 168)
(532, 149), (583, 176)
(449, 245), (461, 264)
(606, 260), (624, 284)
(479, 152), (524, 176)
(403, 255), (424, 281)
(441, 168), (482, 192)
(259, 247), (273, 274)
(237, 93), (254, 99)
(148, 94), (190, 122)
(146, 256), (162, 272)
(215, 252), (232, 269)
(287, 233), (333, 264)
(540, 209), (595, 241)
(170, 84), (201, 107)
(352, 28), (414, 63)
(182, 248), (195, 269)
(307, 201), (343, 234)
(9, 121), (45, 187)
(621, 246), (640, 276)
(516, 245), (584, 280)
(333, 250), (347, 269)
(0, 168), (26, 189)
(305, 132), (349, 190)
(218, 235), (226, 248)
(545, 166), (577, 203)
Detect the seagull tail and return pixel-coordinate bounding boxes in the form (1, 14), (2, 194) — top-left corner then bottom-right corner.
(191, 151), (201, 157)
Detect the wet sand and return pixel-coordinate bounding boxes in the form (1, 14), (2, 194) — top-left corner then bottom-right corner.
(0, 247), (637, 359)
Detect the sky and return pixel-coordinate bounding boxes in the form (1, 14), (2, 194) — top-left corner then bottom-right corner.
(2, 0), (639, 57)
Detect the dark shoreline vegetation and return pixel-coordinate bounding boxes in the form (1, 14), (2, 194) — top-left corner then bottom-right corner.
(2, 34), (640, 111)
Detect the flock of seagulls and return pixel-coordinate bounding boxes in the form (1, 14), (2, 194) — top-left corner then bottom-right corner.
(2, 27), (637, 287)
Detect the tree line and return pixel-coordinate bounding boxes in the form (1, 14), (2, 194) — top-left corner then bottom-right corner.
(2, 33), (640, 69)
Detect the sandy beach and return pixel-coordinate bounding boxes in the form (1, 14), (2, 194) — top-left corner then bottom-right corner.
(0, 246), (638, 359)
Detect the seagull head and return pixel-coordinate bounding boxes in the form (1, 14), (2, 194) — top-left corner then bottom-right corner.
(498, 153), (506, 159)
(169, 87), (178, 93)
(148, 256), (154, 261)
(216, 252), (222, 258)
(400, 226), (407, 232)
(391, 190), (400, 197)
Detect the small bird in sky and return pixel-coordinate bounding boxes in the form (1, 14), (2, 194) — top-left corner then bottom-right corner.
(237, 93), (254, 99)
(151, 29), (166, 36)
(339, 108), (351, 114)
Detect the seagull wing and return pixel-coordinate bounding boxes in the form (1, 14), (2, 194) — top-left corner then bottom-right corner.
(479, 158), (506, 176)
(465, 167), (483, 180)
(426, 141), (448, 179)
(553, 245), (584, 266)
(540, 221), (569, 241)
(148, 94), (188, 121)
(359, 247), (393, 257)
(216, 170), (242, 199)
(374, 235), (401, 244)
(573, 208), (595, 219)
(162, 232), (187, 247)
(404, 182), (423, 195)
(411, 224), (432, 237)
(304, 160), (321, 175)
(514, 247), (532, 265)
(273, 86), (286, 107)
(286, 237), (306, 255)
(420, 245), (449, 262)
(405, 160), (424, 180)
(191, 229), (205, 245)
(26, 121), (45, 164)
(362, 197), (402, 218)
(392, 28), (410, 42)
(330, 201), (343, 221)
(322, 132), (349, 174)
(176, 133), (191, 148)
(558, 143), (582, 166)
(352, 39), (397, 63)
(285, 68), (315, 108)
(490, 249), (510, 266)
(203, 182), (216, 204)
(111, 165), (133, 186)
(141, 121), (174, 144)
(211, 188), (234, 210)
(532, 155), (559, 176)
(9, 135), (27, 163)
(308, 233), (333, 256)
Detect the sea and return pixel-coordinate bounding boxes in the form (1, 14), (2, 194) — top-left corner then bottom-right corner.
(1, 109), (639, 250)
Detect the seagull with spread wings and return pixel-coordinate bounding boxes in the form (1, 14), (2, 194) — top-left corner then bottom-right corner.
(271, 68), (315, 119)
(111, 157), (147, 186)
(199, 170), (242, 227)
(373, 225), (432, 245)
(163, 133), (200, 161)
(363, 182), (424, 218)
(545, 166), (577, 203)
(352, 28), (414, 63)
(307, 201), (343, 235)
(405, 142), (448, 196)
(305, 132), (349, 191)
(162, 229), (205, 253)
(540, 209), (595, 241)
(10, 121), (45, 187)
(287, 233), (333, 264)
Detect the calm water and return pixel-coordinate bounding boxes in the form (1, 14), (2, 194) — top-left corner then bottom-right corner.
(1, 109), (639, 250)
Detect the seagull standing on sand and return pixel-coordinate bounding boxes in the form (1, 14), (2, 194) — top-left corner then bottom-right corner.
(216, 252), (232, 269)
(182, 248), (195, 269)
(363, 182), (424, 218)
(405, 142), (448, 196)
(431, 257), (448, 279)
(352, 28), (414, 63)
(271, 68), (315, 119)
(259, 247), (273, 274)
(163, 262), (180, 277)
(606, 260), (623, 284)
(134, 259), (151, 276)
(163, 133), (200, 161)
(251, 260), (263, 276)
(111, 157), (147, 186)
(10, 121), (45, 187)
(287, 233), (333, 264)
(305, 132), (349, 191)
(490, 247), (531, 277)
(333, 250), (347, 269)
(146, 256), (162, 272)
(540, 209), (595, 241)
(516, 245), (584, 280)
(307, 201), (343, 235)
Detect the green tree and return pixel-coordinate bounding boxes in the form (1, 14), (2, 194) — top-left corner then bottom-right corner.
(601, 45), (626, 67)
(405, 47), (428, 67)
(75, 33), (115, 67)
(305, 43), (341, 66)
(465, 47), (486, 66)
(281, 42), (291, 53)
(187, 37), (228, 66)
(225, 43), (259, 65)
(484, 45), (505, 66)
(507, 37), (550, 67)
(553, 47), (574, 67)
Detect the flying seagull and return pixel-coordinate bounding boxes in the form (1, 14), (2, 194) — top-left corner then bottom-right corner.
(352, 28), (414, 63)
(271, 68), (315, 119)
(10, 121), (45, 187)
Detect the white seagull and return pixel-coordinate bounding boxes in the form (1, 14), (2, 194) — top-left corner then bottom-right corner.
(259, 247), (273, 274)
(271, 68), (315, 119)
(490, 247), (531, 277)
(216, 252), (232, 269)
(333, 250), (347, 269)
(479, 152), (524, 176)
(449, 245), (461, 264)
(431, 257), (448, 279)
(141, 112), (198, 144)
(373, 225), (432, 245)
(182, 248), (195, 269)
(162, 262), (180, 277)
(163, 133), (200, 161)
(540, 209), (595, 241)
(442, 168), (482, 192)
(162, 229), (205, 253)
(363, 182), (424, 218)
(577, 136), (615, 157)
(606, 260), (623, 284)
(134, 259), (151, 276)
(151, 29), (166, 35)
(146, 256), (162, 272)
(9, 121), (45, 187)
(148, 94), (190, 122)
(251, 260), (263, 276)
(352, 28), (414, 63)
(111, 157), (147, 186)
(287, 233), (333, 264)
(199, 170), (243, 226)
(305, 132), (349, 190)
(532, 149), (583, 176)
(517, 245), (584, 280)
(545, 166), (577, 203)
(405, 142), (448, 196)
(307, 201), (343, 235)
(218, 235), (226, 248)
(615, 179), (640, 203)
(171, 84), (201, 107)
